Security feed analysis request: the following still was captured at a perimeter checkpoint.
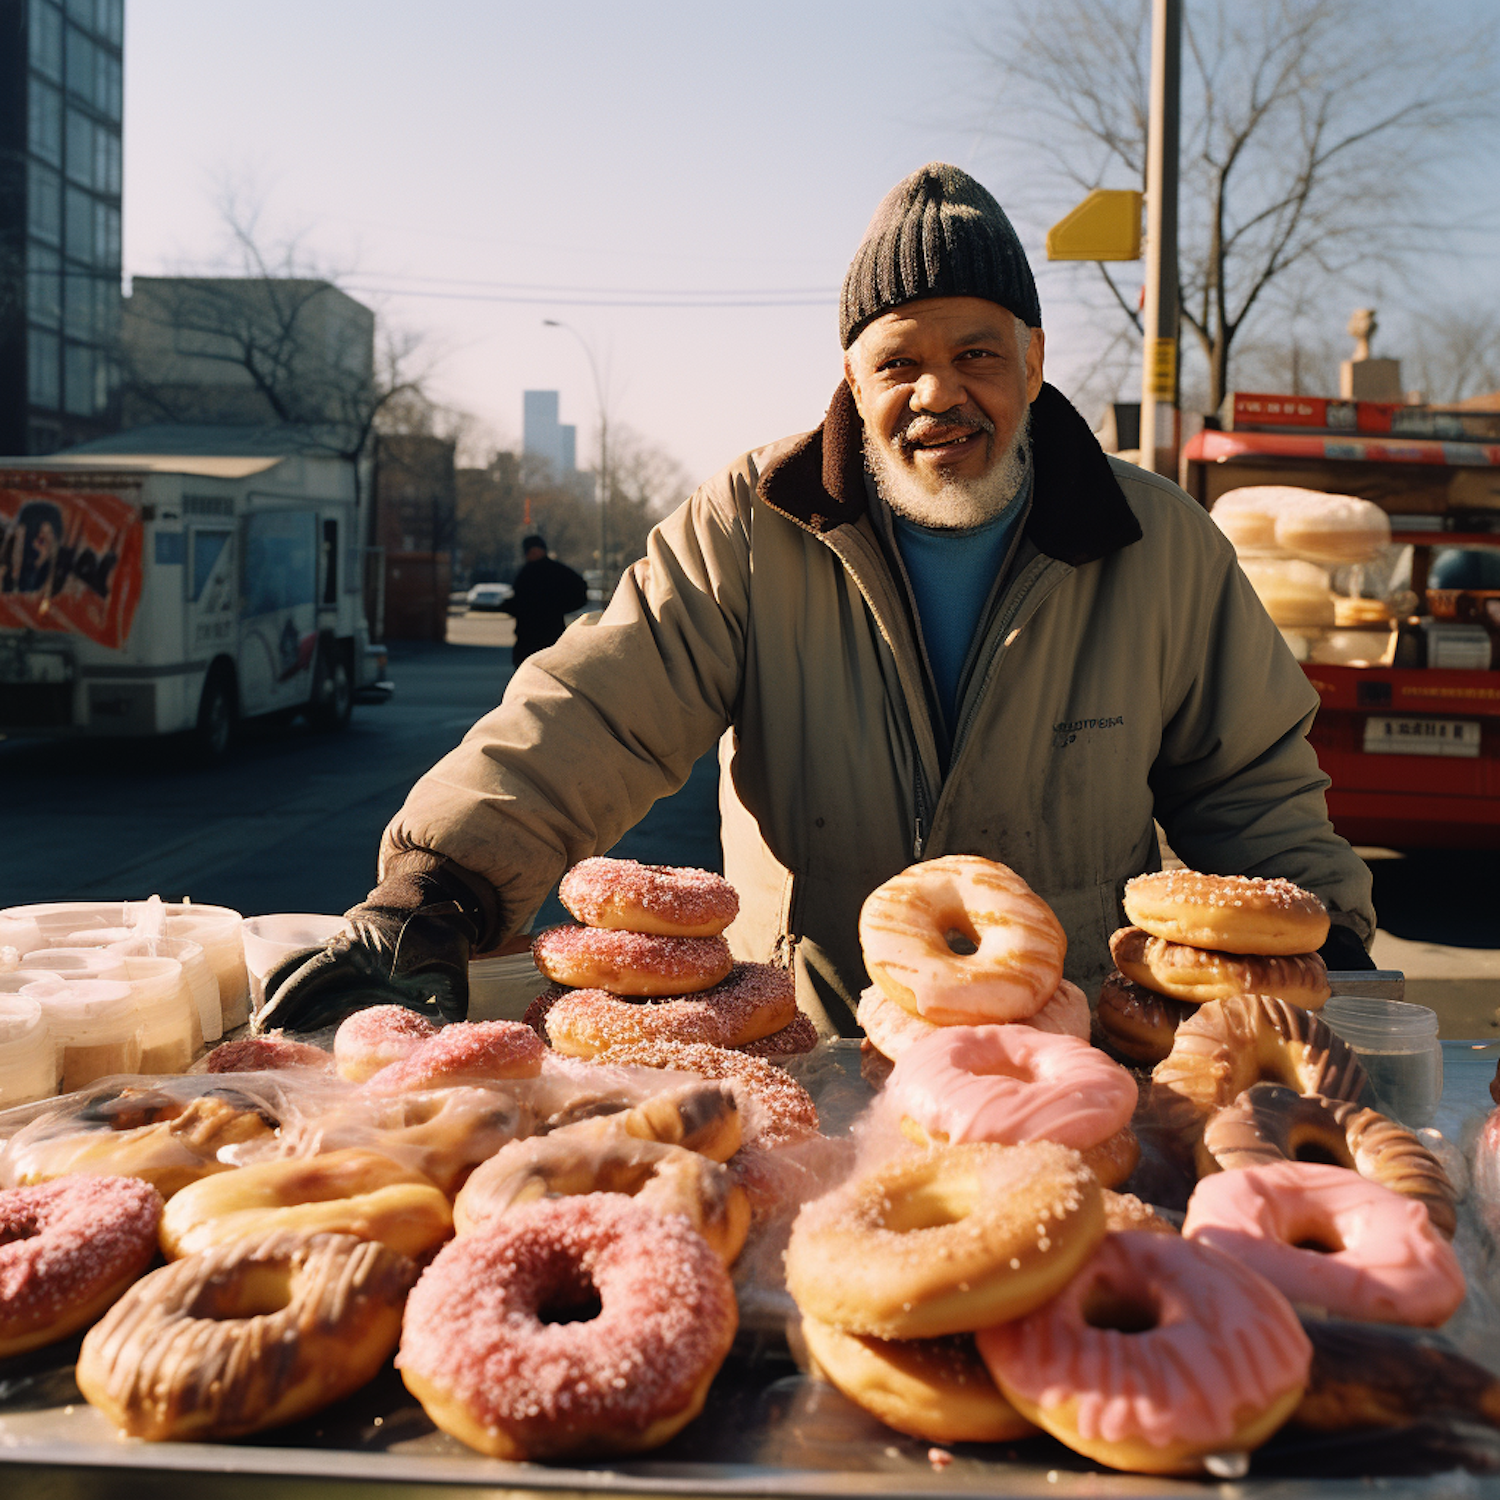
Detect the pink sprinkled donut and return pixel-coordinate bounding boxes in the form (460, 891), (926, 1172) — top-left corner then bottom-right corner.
(334, 1005), (437, 1083)
(532, 926), (732, 997)
(886, 1024), (1137, 1152)
(977, 1231), (1312, 1474)
(858, 980), (1089, 1062)
(366, 1021), (545, 1092)
(0, 1175), (164, 1356)
(1182, 1160), (1466, 1327)
(560, 858), (739, 937)
(206, 1034), (332, 1074)
(397, 1194), (737, 1459)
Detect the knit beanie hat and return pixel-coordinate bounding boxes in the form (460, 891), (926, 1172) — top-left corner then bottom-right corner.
(840, 164), (1041, 349)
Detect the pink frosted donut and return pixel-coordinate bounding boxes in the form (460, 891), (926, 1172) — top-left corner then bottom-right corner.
(532, 926), (732, 997)
(397, 1195), (737, 1459)
(977, 1231), (1311, 1474)
(886, 1024), (1137, 1151)
(1182, 1160), (1465, 1327)
(366, 1021), (545, 1092)
(0, 1175), (164, 1356)
(857, 980), (1088, 1062)
(334, 1005), (438, 1082)
(560, 858), (739, 937)
(206, 1034), (332, 1074)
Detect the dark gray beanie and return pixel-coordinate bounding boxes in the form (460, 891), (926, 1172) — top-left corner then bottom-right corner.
(840, 163), (1041, 348)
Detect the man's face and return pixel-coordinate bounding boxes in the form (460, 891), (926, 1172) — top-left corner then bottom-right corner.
(525, 545), (547, 563)
(845, 297), (1045, 529)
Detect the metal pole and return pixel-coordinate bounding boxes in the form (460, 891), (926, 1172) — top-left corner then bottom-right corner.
(1140, 0), (1181, 478)
(542, 319), (608, 592)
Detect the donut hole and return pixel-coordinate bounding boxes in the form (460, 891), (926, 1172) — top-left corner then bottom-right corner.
(1082, 1281), (1161, 1335)
(880, 1176), (979, 1234)
(943, 928), (979, 957)
(1288, 1137), (1348, 1169)
(1289, 1218), (1345, 1255)
(195, 1265), (294, 1321)
(0, 1221), (40, 1245)
(537, 1279), (603, 1326)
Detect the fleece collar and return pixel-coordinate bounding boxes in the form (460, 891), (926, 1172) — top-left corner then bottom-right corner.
(756, 380), (1142, 566)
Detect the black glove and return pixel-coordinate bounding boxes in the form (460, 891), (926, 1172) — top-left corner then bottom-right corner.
(1319, 921), (1376, 973)
(253, 856), (498, 1034)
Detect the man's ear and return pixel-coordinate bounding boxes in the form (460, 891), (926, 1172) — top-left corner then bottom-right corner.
(843, 350), (865, 420)
(1025, 327), (1046, 403)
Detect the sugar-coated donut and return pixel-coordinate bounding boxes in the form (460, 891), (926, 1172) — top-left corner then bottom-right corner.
(859, 856), (1066, 1026)
(735, 1009), (820, 1058)
(1123, 870), (1329, 956)
(334, 1005), (437, 1082)
(978, 1231), (1311, 1474)
(1110, 927), (1329, 1010)
(0, 1176), (163, 1357)
(857, 980), (1087, 1063)
(560, 858), (739, 937)
(1103, 1190), (1178, 1235)
(1183, 1162), (1465, 1327)
(1095, 972), (1192, 1065)
(365, 1020), (545, 1091)
(206, 1034), (333, 1073)
(1080, 1127), (1142, 1191)
(785, 1140), (1104, 1340)
(159, 1147), (453, 1261)
(398, 1195), (737, 1459)
(77, 1230), (418, 1439)
(801, 1318), (1036, 1444)
(532, 925), (733, 996)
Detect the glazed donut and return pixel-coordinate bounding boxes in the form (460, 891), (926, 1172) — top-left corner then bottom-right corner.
(1095, 972), (1192, 1065)
(542, 963), (795, 1058)
(205, 1034), (333, 1073)
(0, 1176), (163, 1357)
(1150, 995), (1368, 1149)
(784, 1140), (1104, 1340)
(158, 1147), (453, 1262)
(587, 1078), (744, 1162)
(452, 1132), (749, 1264)
(398, 1195), (737, 1459)
(801, 1318), (1035, 1444)
(977, 1230), (1311, 1475)
(1103, 1190), (1178, 1235)
(1199, 1083), (1458, 1237)
(1183, 1162), (1466, 1327)
(365, 1020), (545, 1092)
(77, 1230), (418, 1439)
(560, 858), (739, 937)
(885, 1025), (1138, 1154)
(897, 1117), (1140, 1191)
(735, 1009), (820, 1058)
(1110, 927), (1329, 1010)
(532, 926), (733, 997)
(334, 1005), (437, 1082)
(857, 980), (1088, 1063)
(859, 856), (1066, 1026)
(1123, 870), (1330, 956)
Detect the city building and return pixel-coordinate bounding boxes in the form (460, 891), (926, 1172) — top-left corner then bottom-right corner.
(522, 388), (576, 476)
(0, 0), (125, 455)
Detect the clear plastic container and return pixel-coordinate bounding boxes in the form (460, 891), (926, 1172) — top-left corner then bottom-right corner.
(0, 994), (55, 1107)
(242, 913), (348, 1012)
(0, 970), (67, 997)
(467, 952), (546, 1022)
(22, 947), (128, 982)
(109, 934), (222, 1044)
(159, 903), (249, 1030)
(0, 914), (46, 958)
(114, 954), (196, 1074)
(31, 980), (140, 1094)
(1320, 994), (1443, 1127)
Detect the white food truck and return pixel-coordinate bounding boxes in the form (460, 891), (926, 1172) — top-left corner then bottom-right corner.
(0, 441), (389, 759)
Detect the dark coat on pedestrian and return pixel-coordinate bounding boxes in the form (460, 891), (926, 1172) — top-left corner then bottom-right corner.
(503, 556), (589, 663)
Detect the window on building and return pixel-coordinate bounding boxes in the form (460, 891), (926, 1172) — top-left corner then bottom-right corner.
(29, 79), (64, 167)
(94, 275), (120, 341)
(28, 245), (63, 328)
(100, 0), (123, 46)
(28, 163), (62, 244)
(29, 0), (64, 80)
(65, 106), (93, 186)
(63, 266), (94, 340)
(63, 342), (95, 416)
(93, 352), (113, 415)
(103, 131), (121, 194)
(29, 334), (62, 409)
(64, 185), (92, 260)
(64, 25), (94, 102)
(102, 51), (122, 118)
(94, 202), (120, 269)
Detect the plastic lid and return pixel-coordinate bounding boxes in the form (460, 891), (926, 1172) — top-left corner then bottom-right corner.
(22, 947), (127, 981)
(108, 933), (205, 965)
(34, 979), (137, 1031)
(0, 970), (67, 996)
(0, 994), (46, 1046)
(1321, 994), (1440, 1048)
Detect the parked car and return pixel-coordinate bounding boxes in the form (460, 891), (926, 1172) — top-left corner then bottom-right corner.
(466, 583), (511, 612)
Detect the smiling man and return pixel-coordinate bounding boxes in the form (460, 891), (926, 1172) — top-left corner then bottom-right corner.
(261, 164), (1375, 1037)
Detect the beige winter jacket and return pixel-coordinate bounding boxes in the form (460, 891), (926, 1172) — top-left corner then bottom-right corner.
(383, 382), (1374, 1034)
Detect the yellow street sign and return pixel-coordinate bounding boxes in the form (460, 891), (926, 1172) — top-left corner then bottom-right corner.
(1045, 189), (1144, 261)
(1147, 337), (1177, 400)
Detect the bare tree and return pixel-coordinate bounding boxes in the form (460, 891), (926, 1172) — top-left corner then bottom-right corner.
(1405, 308), (1500, 405)
(971, 0), (1496, 409)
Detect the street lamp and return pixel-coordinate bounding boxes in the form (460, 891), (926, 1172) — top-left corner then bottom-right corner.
(542, 318), (609, 597)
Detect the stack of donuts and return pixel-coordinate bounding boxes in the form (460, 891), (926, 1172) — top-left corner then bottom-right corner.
(1096, 869), (1334, 1067)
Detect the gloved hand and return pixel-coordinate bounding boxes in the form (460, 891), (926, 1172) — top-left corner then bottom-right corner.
(253, 855), (499, 1034)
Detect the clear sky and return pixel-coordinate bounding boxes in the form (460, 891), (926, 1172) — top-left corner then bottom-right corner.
(122, 0), (1500, 487)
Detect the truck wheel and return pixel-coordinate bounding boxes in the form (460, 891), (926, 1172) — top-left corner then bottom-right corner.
(194, 669), (237, 764)
(309, 644), (353, 732)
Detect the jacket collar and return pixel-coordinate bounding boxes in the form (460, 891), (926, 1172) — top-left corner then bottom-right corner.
(757, 379), (1143, 566)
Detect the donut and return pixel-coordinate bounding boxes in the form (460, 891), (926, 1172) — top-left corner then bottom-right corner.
(559, 858), (739, 937)
(1110, 927), (1330, 1010)
(452, 1132), (749, 1264)
(0, 1176), (163, 1357)
(1080, 1127), (1143, 1191)
(885, 1024), (1138, 1153)
(76, 1230), (418, 1439)
(159, 1147), (453, 1262)
(857, 979), (1089, 1063)
(1150, 995), (1368, 1149)
(590, 1078), (744, 1162)
(1123, 870), (1330, 956)
(735, 1009), (820, 1058)
(977, 1231), (1311, 1475)
(1095, 972), (1192, 1065)
(800, 1318), (1035, 1444)
(365, 1020), (545, 1092)
(1198, 1083), (1458, 1237)
(532, 926), (733, 997)
(334, 1005), (437, 1082)
(542, 963), (795, 1058)
(205, 1034), (333, 1073)
(860, 1037), (895, 1090)
(523, 985), (567, 1040)
(397, 1195), (737, 1459)
(1183, 1162), (1466, 1327)
(1102, 1190), (1178, 1235)
(859, 856), (1066, 1025)
(784, 1140), (1105, 1340)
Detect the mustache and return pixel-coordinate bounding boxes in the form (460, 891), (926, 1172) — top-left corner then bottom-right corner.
(895, 408), (996, 452)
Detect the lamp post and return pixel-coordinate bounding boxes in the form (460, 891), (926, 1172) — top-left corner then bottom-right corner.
(542, 319), (608, 596)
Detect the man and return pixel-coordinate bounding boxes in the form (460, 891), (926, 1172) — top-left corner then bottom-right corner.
(501, 535), (590, 667)
(260, 164), (1374, 1035)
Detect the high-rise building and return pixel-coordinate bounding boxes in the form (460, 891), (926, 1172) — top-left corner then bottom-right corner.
(0, 0), (125, 455)
(522, 388), (576, 476)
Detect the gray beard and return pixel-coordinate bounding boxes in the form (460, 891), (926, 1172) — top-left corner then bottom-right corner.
(866, 410), (1032, 531)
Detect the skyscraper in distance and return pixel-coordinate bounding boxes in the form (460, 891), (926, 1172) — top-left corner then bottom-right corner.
(522, 389), (576, 477)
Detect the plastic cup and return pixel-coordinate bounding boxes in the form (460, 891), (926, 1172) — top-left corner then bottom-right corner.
(1320, 994), (1443, 1128)
(32, 980), (140, 1094)
(114, 954), (196, 1074)
(22, 947), (128, 982)
(242, 914), (349, 1013)
(0, 994), (55, 1108)
(110, 934), (222, 1044)
(157, 904), (249, 1031)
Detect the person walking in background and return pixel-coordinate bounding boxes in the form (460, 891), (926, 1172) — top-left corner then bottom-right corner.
(501, 535), (589, 666)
